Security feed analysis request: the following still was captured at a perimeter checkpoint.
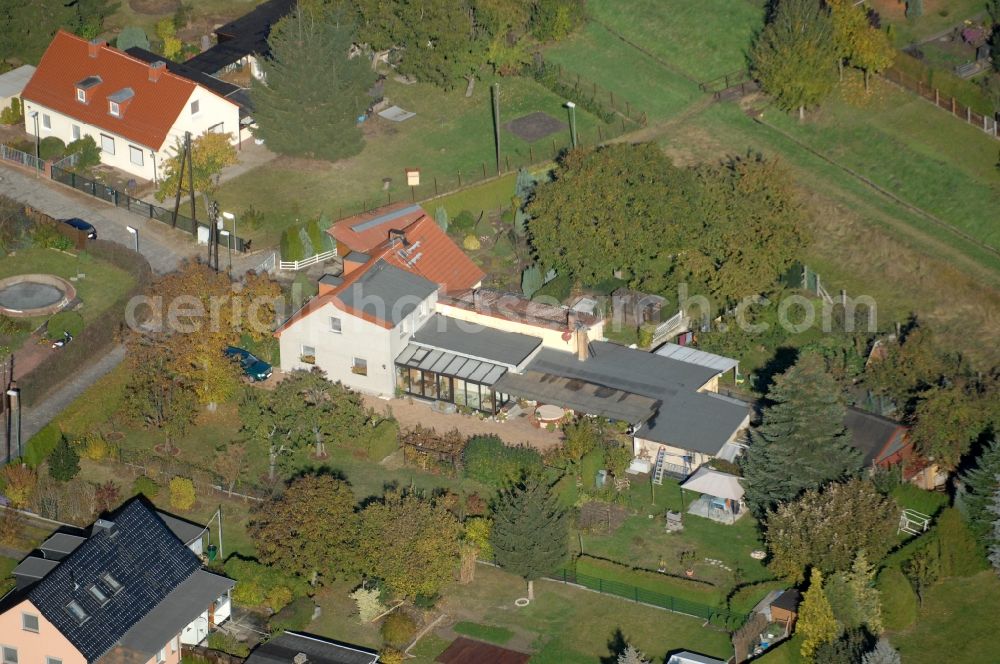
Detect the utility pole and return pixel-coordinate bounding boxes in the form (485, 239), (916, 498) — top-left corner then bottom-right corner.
(171, 132), (193, 229)
(491, 82), (501, 174)
(187, 132), (197, 225)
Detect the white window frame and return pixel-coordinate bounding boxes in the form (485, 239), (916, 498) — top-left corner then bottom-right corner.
(329, 316), (342, 333)
(100, 134), (115, 155)
(301, 345), (316, 357)
(71, 125), (81, 141)
(76, 88), (86, 102)
(190, 100), (200, 115)
(41, 114), (51, 130)
(46, 658), (62, 664)
(1, 646), (17, 664)
(21, 612), (39, 632)
(129, 145), (144, 167)
(157, 648), (165, 664)
(109, 100), (120, 117)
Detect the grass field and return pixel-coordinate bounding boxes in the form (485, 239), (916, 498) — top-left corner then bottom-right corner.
(584, 0), (765, 83)
(892, 571), (1000, 663)
(0, 248), (135, 352)
(869, 0), (988, 47)
(544, 21), (702, 122)
(216, 75), (611, 245)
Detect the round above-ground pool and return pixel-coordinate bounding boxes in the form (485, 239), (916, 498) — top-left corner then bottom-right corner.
(0, 274), (76, 317)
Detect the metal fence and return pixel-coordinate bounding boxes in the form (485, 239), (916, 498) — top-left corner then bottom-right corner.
(548, 567), (744, 627)
(0, 143), (43, 171)
(883, 66), (999, 140)
(49, 165), (249, 252)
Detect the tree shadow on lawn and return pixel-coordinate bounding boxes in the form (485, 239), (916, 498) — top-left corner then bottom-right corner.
(600, 627), (629, 664)
(752, 346), (799, 395)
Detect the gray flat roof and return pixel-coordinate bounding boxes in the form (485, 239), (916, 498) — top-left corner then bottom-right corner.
(655, 343), (738, 374)
(155, 511), (207, 546)
(636, 391), (750, 455)
(412, 314), (542, 368)
(668, 652), (727, 664)
(528, 342), (719, 400)
(119, 570), (234, 659)
(40, 533), (87, 556)
(338, 260), (438, 326)
(246, 631), (379, 664)
(493, 371), (659, 424)
(13, 556), (60, 579)
(0, 65), (36, 98)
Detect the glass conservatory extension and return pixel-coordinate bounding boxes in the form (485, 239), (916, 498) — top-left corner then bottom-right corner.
(395, 344), (510, 414)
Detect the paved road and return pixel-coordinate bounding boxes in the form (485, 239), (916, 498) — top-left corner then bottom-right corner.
(9, 346), (125, 459)
(0, 163), (200, 274)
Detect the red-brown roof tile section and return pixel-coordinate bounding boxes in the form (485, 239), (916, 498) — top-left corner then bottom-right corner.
(327, 203), (427, 252)
(22, 31), (201, 151)
(381, 215), (484, 294)
(435, 637), (530, 664)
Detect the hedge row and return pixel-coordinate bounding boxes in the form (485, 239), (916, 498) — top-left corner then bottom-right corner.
(18, 238), (153, 407)
(462, 435), (543, 486)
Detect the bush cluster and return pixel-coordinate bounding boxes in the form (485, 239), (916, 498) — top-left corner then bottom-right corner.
(269, 596), (314, 633)
(463, 435), (543, 486)
(380, 611), (417, 647)
(224, 556), (308, 612)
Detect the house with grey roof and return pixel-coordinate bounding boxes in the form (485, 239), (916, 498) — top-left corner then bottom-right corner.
(0, 498), (233, 664)
(245, 631), (378, 664)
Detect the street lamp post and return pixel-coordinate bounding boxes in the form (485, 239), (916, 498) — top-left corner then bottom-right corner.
(6, 387), (21, 462)
(222, 211), (236, 253)
(29, 112), (39, 177)
(220, 229), (232, 273)
(565, 101), (577, 149)
(126, 225), (138, 252)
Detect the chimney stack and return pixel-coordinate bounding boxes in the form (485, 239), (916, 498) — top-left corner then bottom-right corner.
(148, 61), (166, 82)
(576, 326), (589, 362)
(88, 39), (106, 59)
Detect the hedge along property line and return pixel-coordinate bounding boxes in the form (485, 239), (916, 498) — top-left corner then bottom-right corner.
(17, 237), (153, 408)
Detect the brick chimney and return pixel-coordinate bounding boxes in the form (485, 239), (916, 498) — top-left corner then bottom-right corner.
(88, 39), (106, 58)
(148, 61), (166, 82)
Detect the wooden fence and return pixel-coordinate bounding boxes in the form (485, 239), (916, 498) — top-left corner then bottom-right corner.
(883, 66), (999, 140)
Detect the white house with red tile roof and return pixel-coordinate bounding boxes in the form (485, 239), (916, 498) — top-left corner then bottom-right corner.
(21, 31), (241, 181)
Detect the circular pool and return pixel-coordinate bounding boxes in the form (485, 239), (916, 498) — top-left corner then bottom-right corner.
(0, 274), (76, 317)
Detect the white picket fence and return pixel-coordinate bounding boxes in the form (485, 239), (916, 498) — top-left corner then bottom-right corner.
(278, 248), (337, 271)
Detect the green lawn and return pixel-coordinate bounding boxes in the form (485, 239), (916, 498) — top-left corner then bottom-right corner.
(0, 248), (135, 352)
(0, 557), (16, 596)
(584, 0), (765, 82)
(893, 571), (1000, 663)
(763, 76), (1000, 251)
(216, 75), (612, 245)
(544, 21), (702, 122)
(452, 621), (515, 645)
(871, 0), (988, 47)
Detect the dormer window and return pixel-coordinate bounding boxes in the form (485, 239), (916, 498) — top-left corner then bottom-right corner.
(74, 75), (102, 104)
(107, 87), (134, 118)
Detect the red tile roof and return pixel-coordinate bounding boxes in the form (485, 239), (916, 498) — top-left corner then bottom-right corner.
(328, 203), (427, 252)
(380, 215), (484, 294)
(22, 31), (219, 151)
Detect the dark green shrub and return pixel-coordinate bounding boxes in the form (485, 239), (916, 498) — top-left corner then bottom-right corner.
(65, 136), (101, 170)
(48, 437), (80, 481)
(23, 423), (62, 467)
(936, 508), (986, 577)
(205, 632), (250, 658)
(452, 210), (476, 232)
(38, 136), (66, 161)
(224, 556), (309, 600)
(132, 475), (160, 499)
(531, 0), (586, 42)
(305, 216), (333, 253)
(0, 98), (22, 125)
(47, 311), (85, 339)
(115, 26), (150, 51)
(280, 226), (305, 262)
(463, 435), (543, 485)
(269, 596), (314, 633)
(532, 272), (571, 303)
(877, 566), (917, 631)
(31, 223), (73, 250)
(380, 611), (417, 647)
(0, 314), (26, 336)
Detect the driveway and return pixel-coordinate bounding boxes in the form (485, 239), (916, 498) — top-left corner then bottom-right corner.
(0, 163), (201, 275)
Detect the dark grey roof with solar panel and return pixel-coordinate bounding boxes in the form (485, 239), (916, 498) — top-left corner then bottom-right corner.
(411, 314), (542, 368)
(25, 499), (205, 663)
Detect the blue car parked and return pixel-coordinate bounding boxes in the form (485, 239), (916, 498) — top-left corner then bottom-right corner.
(224, 346), (273, 381)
